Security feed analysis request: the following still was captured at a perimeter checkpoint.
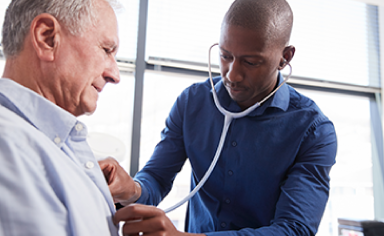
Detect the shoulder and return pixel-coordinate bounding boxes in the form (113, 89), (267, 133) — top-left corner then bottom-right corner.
(0, 105), (52, 160)
(287, 86), (316, 109)
(181, 77), (214, 95)
(177, 77), (219, 103)
(288, 86), (336, 140)
(0, 105), (32, 136)
(287, 86), (326, 118)
(167, 77), (218, 121)
(284, 86), (336, 135)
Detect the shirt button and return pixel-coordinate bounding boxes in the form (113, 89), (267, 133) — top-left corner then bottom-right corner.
(228, 170), (233, 176)
(221, 222), (226, 228)
(85, 161), (95, 169)
(231, 141), (237, 147)
(54, 137), (61, 144)
(75, 123), (83, 131)
(225, 198), (231, 204)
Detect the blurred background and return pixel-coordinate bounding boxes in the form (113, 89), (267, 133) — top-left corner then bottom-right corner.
(1, 0), (384, 235)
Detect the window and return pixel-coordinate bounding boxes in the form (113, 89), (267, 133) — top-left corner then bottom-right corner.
(1, 0), (382, 235)
(78, 0), (139, 171)
(0, 0), (11, 46)
(297, 89), (374, 236)
(138, 0), (383, 235)
(145, 0), (380, 86)
(289, 0), (380, 87)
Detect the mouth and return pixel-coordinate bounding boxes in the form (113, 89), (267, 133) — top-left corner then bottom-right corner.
(223, 81), (247, 99)
(223, 79), (245, 89)
(228, 86), (244, 92)
(224, 82), (245, 93)
(92, 85), (102, 93)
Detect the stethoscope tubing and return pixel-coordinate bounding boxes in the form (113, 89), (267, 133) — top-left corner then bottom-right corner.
(163, 43), (292, 213)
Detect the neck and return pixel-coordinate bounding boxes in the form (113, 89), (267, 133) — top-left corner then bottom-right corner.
(2, 52), (43, 95)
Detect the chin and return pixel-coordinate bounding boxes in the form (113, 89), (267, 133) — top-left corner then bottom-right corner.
(84, 106), (97, 116)
(83, 110), (96, 116)
(76, 103), (97, 117)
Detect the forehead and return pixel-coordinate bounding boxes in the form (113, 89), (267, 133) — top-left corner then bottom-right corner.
(219, 23), (270, 55)
(90, 1), (119, 47)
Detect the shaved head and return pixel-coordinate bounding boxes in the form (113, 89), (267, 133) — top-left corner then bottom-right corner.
(223, 0), (293, 48)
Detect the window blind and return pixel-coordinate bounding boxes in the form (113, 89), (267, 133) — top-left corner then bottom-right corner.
(146, 0), (381, 87)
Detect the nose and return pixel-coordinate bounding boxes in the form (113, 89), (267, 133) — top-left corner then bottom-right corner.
(226, 59), (243, 85)
(103, 57), (120, 84)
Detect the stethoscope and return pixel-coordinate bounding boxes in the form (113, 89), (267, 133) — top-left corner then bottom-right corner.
(163, 43), (292, 213)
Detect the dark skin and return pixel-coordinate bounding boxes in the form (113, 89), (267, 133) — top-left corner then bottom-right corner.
(219, 23), (295, 111)
(114, 204), (203, 236)
(100, 21), (295, 235)
(99, 157), (141, 205)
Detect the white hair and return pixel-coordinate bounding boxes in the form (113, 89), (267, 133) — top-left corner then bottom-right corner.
(1, 0), (119, 58)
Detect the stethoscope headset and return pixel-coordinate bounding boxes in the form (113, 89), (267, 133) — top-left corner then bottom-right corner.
(163, 43), (292, 213)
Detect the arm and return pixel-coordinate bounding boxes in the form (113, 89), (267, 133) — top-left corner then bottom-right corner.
(133, 92), (189, 206)
(99, 91), (188, 207)
(265, 120), (337, 235)
(206, 119), (337, 236)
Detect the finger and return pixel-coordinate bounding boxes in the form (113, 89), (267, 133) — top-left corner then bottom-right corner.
(121, 214), (169, 236)
(98, 157), (110, 168)
(121, 221), (143, 236)
(106, 166), (116, 185)
(114, 204), (162, 224)
(114, 204), (137, 224)
(100, 165), (114, 184)
(98, 157), (117, 169)
(98, 162), (107, 171)
(121, 218), (155, 236)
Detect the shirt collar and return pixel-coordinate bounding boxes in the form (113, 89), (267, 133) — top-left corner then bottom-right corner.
(0, 78), (78, 144)
(212, 72), (290, 116)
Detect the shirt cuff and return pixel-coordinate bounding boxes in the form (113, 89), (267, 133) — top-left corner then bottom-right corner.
(133, 179), (149, 204)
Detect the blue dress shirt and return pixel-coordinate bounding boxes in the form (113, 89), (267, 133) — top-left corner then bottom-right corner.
(0, 78), (118, 236)
(134, 74), (337, 236)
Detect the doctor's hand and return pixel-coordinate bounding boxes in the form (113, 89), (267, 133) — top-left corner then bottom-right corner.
(98, 157), (141, 206)
(114, 204), (206, 236)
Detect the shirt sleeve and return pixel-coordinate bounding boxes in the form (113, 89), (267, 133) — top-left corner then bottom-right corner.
(0, 134), (69, 236)
(206, 117), (337, 236)
(134, 91), (189, 206)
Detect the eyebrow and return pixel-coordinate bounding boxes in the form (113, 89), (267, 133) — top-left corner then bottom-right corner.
(104, 40), (119, 51)
(219, 47), (264, 59)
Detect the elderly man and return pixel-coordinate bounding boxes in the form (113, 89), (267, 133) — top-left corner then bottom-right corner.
(102, 0), (337, 235)
(0, 0), (120, 235)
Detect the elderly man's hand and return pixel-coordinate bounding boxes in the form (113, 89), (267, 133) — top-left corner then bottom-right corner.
(98, 157), (141, 205)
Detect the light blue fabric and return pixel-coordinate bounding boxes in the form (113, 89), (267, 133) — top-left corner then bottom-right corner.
(0, 78), (119, 236)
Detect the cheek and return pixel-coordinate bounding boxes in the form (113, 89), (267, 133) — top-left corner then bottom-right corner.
(219, 61), (229, 75)
(79, 86), (98, 113)
(68, 73), (93, 99)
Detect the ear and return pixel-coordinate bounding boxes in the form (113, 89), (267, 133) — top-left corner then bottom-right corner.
(278, 45), (295, 70)
(30, 13), (61, 62)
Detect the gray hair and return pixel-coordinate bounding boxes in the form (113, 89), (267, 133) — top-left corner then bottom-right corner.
(1, 0), (119, 58)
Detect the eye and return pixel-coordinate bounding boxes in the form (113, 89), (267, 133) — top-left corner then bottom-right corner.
(104, 48), (112, 54)
(220, 53), (232, 61)
(244, 60), (261, 67)
(245, 61), (257, 66)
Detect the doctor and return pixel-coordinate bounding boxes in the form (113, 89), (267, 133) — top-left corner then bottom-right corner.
(101, 0), (338, 235)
